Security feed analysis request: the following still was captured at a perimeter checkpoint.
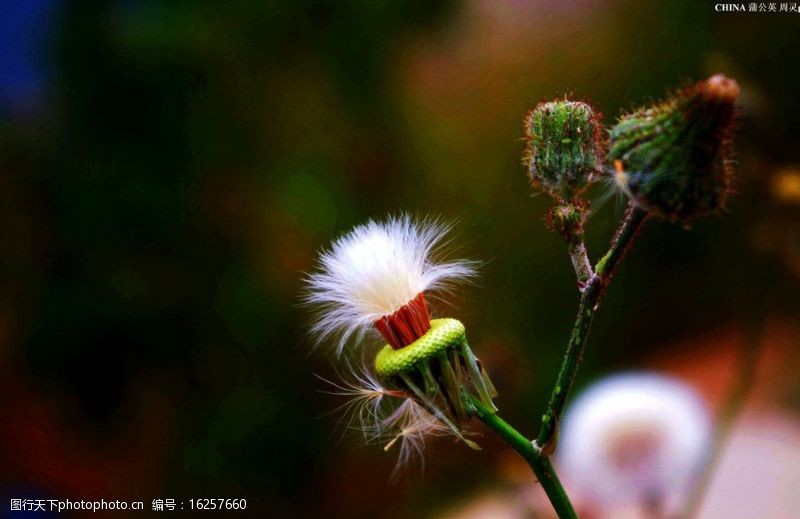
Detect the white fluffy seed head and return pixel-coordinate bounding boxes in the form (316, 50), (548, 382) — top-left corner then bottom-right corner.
(304, 214), (476, 355)
(558, 372), (711, 514)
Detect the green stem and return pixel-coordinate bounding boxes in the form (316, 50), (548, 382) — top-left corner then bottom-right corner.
(595, 205), (649, 281)
(536, 204), (649, 451)
(551, 200), (593, 287)
(468, 396), (577, 519)
(567, 239), (593, 287)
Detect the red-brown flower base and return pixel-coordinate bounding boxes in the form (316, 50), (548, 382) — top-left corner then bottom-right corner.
(374, 292), (431, 349)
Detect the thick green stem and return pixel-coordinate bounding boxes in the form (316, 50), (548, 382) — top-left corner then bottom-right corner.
(468, 396), (577, 519)
(466, 204), (648, 517)
(594, 205), (649, 281)
(535, 275), (601, 451)
(536, 204), (649, 451)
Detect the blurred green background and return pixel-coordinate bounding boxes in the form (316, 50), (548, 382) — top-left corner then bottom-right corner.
(1, 0), (798, 517)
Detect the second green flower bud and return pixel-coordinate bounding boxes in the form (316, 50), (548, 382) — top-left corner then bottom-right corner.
(608, 74), (739, 223)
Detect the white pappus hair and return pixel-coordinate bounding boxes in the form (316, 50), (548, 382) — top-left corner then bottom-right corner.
(379, 399), (454, 473)
(304, 214), (476, 355)
(318, 365), (465, 471)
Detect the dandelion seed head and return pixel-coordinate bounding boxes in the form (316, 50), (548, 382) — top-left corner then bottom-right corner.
(304, 214), (476, 355)
(558, 372), (711, 513)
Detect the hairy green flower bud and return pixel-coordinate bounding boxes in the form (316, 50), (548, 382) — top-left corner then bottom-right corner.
(608, 74), (739, 223)
(525, 100), (603, 199)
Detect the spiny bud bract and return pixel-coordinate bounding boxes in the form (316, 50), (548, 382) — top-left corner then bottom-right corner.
(545, 198), (589, 241)
(525, 100), (604, 199)
(608, 74), (739, 223)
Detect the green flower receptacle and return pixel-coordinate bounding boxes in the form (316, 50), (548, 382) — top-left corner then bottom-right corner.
(375, 317), (498, 427)
(375, 318), (465, 378)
